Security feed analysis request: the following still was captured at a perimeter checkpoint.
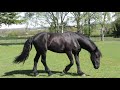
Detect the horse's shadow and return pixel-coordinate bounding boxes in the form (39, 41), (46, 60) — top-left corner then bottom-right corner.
(2, 70), (80, 77)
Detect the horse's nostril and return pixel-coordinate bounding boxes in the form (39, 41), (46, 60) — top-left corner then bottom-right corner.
(94, 65), (99, 69)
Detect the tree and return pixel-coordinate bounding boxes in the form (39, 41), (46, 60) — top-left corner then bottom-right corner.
(84, 12), (97, 37)
(113, 12), (120, 20)
(44, 12), (69, 33)
(23, 12), (69, 32)
(23, 12), (35, 30)
(0, 12), (24, 28)
(97, 12), (111, 41)
(71, 12), (86, 33)
(112, 12), (120, 37)
(112, 19), (120, 37)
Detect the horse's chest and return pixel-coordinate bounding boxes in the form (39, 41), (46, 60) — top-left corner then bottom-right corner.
(72, 41), (81, 50)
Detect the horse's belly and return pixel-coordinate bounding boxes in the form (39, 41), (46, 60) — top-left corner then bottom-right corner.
(48, 44), (65, 53)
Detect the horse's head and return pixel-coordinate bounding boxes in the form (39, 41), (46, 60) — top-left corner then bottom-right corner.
(90, 47), (102, 69)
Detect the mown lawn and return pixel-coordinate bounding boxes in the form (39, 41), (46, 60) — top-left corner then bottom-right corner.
(0, 41), (120, 78)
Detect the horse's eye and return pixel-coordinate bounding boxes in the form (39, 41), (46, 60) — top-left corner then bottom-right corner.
(95, 55), (98, 58)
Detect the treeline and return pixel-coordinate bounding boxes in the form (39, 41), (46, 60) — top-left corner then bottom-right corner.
(1, 12), (120, 40)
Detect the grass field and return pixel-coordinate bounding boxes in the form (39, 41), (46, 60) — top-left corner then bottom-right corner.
(0, 41), (120, 78)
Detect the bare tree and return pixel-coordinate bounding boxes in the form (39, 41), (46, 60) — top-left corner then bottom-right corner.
(44, 12), (69, 33)
(97, 12), (111, 41)
(84, 12), (97, 37)
(23, 12), (45, 30)
(71, 12), (86, 33)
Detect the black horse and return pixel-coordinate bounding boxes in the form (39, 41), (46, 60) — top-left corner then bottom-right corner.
(14, 31), (102, 76)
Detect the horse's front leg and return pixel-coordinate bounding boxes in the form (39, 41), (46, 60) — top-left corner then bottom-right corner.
(73, 52), (86, 76)
(33, 52), (40, 76)
(63, 51), (74, 74)
(41, 52), (52, 76)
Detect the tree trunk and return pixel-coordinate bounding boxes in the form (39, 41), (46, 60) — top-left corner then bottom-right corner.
(100, 28), (104, 41)
(88, 18), (91, 38)
(100, 12), (107, 41)
(61, 25), (63, 33)
(77, 20), (81, 32)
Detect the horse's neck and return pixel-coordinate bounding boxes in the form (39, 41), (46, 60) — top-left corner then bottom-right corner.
(79, 39), (96, 53)
(74, 32), (96, 53)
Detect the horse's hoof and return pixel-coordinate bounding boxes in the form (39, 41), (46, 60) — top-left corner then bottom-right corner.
(78, 72), (85, 76)
(81, 74), (86, 77)
(31, 72), (39, 76)
(63, 70), (67, 74)
(60, 72), (66, 76)
(48, 72), (53, 76)
(33, 73), (39, 76)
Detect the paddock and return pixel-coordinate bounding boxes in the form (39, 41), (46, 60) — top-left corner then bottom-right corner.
(0, 41), (120, 78)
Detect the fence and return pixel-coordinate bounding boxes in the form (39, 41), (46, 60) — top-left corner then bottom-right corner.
(0, 36), (120, 45)
(90, 36), (120, 42)
(0, 37), (28, 45)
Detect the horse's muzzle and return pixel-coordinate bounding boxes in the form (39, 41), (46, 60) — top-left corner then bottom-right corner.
(94, 65), (99, 69)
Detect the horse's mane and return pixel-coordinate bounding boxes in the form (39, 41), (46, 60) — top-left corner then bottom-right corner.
(76, 31), (102, 57)
(88, 38), (102, 57)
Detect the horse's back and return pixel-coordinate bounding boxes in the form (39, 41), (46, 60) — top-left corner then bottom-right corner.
(32, 31), (81, 53)
(33, 32), (48, 52)
(48, 32), (80, 53)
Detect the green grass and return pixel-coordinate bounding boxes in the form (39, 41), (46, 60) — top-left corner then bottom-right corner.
(0, 41), (120, 78)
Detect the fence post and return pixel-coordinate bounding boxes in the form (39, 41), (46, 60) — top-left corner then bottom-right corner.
(61, 25), (63, 33)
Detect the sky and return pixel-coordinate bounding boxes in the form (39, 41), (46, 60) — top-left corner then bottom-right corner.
(0, 24), (26, 29)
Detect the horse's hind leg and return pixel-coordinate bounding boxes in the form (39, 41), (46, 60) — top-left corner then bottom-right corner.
(63, 51), (74, 74)
(41, 52), (52, 76)
(33, 52), (40, 76)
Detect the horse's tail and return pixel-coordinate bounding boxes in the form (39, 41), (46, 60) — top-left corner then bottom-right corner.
(13, 37), (33, 64)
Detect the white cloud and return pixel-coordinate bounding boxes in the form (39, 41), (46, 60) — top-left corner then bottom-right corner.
(0, 24), (26, 29)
